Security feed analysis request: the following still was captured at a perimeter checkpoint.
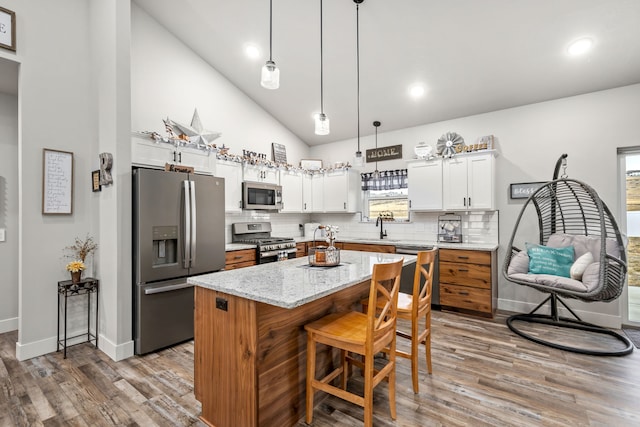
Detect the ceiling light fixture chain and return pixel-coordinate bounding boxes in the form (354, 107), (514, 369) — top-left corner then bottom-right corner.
(353, 0), (365, 166)
(315, 0), (330, 135)
(261, 0), (280, 89)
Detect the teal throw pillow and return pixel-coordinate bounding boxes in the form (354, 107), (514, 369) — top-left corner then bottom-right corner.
(525, 243), (574, 278)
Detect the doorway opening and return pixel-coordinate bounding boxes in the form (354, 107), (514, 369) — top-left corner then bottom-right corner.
(621, 149), (640, 325)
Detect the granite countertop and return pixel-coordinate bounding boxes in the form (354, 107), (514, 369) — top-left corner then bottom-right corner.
(189, 250), (416, 309)
(294, 237), (499, 251)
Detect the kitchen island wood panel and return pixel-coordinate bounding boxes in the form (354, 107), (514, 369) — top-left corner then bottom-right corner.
(195, 279), (372, 427)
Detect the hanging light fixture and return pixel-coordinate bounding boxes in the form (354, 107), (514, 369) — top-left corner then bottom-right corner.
(353, 0), (365, 166)
(314, 0), (330, 135)
(261, 0), (280, 89)
(372, 120), (381, 178)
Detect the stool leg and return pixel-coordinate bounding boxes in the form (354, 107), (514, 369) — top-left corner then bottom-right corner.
(306, 334), (316, 424)
(341, 349), (348, 390)
(389, 337), (397, 420)
(411, 315), (419, 393)
(426, 312), (432, 374)
(363, 351), (374, 427)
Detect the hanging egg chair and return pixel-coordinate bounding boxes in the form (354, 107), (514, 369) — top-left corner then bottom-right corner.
(502, 154), (632, 356)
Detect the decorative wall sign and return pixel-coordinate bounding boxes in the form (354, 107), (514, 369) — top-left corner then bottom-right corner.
(510, 182), (546, 199)
(366, 144), (403, 163)
(300, 159), (323, 170)
(99, 152), (113, 185)
(0, 7), (16, 52)
(43, 149), (74, 215)
(271, 143), (287, 164)
(92, 170), (102, 192)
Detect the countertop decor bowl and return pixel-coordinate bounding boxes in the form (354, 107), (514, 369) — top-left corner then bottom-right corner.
(308, 246), (340, 267)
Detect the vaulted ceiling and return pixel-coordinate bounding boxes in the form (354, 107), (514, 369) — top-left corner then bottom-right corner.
(135, 0), (640, 146)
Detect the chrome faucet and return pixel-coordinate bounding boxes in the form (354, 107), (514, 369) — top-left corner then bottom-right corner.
(375, 215), (388, 239)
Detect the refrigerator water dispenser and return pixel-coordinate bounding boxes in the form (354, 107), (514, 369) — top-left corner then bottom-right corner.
(152, 226), (177, 265)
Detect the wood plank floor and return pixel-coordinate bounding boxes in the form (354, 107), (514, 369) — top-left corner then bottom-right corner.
(2, 310), (640, 426)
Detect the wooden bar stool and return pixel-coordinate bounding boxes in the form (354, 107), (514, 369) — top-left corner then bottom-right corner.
(362, 249), (436, 393)
(304, 258), (403, 427)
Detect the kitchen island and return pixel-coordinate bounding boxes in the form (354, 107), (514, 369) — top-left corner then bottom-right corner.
(188, 250), (414, 427)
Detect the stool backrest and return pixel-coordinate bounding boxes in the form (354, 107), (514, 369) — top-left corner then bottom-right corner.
(412, 250), (437, 316)
(365, 259), (404, 348)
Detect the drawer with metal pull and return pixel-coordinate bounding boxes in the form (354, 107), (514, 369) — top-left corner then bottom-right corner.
(440, 284), (491, 313)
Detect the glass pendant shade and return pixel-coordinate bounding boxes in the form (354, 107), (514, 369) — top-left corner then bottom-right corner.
(315, 113), (330, 135)
(353, 151), (364, 167)
(261, 61), (280, 89)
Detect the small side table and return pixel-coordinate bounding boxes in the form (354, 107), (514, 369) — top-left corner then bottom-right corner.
(57, 277), (99, 358)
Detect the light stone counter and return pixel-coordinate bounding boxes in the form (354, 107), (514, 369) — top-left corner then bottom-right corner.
(189, 250), (415, 309)
(294, 236), (498, 251)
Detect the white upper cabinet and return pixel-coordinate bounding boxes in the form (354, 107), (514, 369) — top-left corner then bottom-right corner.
(323, 169), (361, 213)
(131, 133), (215, 174)
(243, 164), (279, 184)
(279, 170), (304, 213)
(407, 159), (443, 211)
(302, 173), (314, 213)
(311, 174), (324, 213)
(443, 151), (495, 210)
(215, 159), (243, 212)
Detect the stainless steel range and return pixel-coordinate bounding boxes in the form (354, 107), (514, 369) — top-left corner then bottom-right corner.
(232, 222), (297, 263)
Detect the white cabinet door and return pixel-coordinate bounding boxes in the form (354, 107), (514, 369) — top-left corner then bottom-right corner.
(407, 159), (443, 210)
(243, 164), (279, 184)
(280, 170), (304, 213)
(443, 152), (495, 210)
(131, 135), (214, 173)
(216, 160), (243, 212)
(467, 154), (494, 210)
(323, 170), (361, 212)
(302, 173), (313, 212)
(311, 174), (324, 212)
(443, 157), (469, 210)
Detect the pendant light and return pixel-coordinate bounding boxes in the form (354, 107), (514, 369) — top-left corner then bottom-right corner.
(261, 0), (280, 89)
(314, 0), (330, 135)
(372, 120), (381, 178)
(353, 0), (365, 166)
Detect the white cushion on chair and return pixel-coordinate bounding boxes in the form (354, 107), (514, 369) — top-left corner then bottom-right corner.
(507, 251), (530, 275)
(570, 252), (594, 280)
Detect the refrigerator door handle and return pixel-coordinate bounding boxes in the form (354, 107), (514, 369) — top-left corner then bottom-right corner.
(190, 180), (197, 267)
(144, 282), (194, 295)
(183, 180), (191, 269)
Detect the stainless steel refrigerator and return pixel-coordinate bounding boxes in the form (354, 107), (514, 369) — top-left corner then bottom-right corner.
(133, 168), (225, 354)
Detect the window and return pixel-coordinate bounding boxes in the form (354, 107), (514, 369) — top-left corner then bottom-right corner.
(366, 188), (409, 222)
(361, 169), (410, 222)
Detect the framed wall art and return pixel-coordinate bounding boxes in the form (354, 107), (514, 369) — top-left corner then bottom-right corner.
(91, 170), (102, 192)
(0, 7), (16, 52)
(42, 148), (74, 214)
(510, 181), (546, 200)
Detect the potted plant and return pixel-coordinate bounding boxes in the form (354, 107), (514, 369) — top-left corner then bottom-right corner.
(64, 234), (98, 281)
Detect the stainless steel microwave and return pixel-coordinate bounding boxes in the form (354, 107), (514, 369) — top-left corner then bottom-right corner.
(242, 181), (283, 210)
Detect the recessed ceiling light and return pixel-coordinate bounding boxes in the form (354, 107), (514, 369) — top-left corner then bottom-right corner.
(409, 84), (425, 98)
(567, 38), (593, 56)
(244, 44), (260, 60)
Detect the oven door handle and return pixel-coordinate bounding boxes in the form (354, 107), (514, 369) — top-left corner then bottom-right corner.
(260, 248), (297, 258)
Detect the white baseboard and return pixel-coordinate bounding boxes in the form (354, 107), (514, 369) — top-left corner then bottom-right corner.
(15, 329), (134, 362)
(98, 333), (134, 361)
(0, 317), (18, 334)
(498, 298), (622, 329)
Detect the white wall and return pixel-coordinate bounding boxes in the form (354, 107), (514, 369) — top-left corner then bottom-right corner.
(131, 5), (310, 166)
(0, 92), (18, 333)
(2, 0), (100, 360)
(311, 84), (640, 327)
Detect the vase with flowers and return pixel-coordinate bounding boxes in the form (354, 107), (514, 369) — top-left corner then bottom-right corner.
(64, 234), (98, 281)
(66, 260), (86, 283)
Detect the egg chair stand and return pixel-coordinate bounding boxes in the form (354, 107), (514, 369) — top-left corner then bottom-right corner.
(503, 155), (633, 356)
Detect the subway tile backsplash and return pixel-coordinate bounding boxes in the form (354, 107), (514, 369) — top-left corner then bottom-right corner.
(225, 210), (499, 245)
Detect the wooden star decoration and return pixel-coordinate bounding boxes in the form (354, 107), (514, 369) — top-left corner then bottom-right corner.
(169, 109), (221, 147)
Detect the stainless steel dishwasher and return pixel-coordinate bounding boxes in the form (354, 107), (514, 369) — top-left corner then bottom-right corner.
(395, 245), (440, 306)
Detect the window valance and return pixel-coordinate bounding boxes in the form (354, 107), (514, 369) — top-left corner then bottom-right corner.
(361, 169), (408, 191)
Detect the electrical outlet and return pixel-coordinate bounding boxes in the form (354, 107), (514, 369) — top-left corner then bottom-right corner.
(0, 228), (5, 242)
(216, 297), (228, 311)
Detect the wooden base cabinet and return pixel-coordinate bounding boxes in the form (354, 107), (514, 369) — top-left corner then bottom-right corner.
(439, 248), (497, 317)
(194, 281), (371, 427)
(225, 249), (256, 270)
